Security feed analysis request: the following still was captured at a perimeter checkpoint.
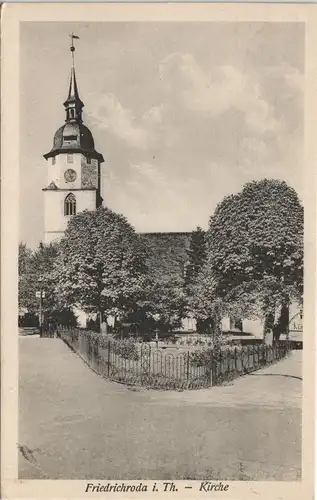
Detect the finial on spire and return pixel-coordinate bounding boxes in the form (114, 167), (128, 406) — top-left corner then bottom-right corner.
(69, 33), (80, 66)
(64, 33), (84, 123)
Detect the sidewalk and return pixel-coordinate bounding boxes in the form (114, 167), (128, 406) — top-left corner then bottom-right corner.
(151, 351), (302, 409)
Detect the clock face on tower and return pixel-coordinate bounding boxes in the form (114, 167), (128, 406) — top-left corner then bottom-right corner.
(64, 169), (77, 183)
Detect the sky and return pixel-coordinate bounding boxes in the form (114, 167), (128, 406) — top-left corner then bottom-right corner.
(20, 22), (304, 248)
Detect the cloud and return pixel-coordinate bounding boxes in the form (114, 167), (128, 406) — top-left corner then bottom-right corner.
(114, 161), (211, 231)
(142, 105), (163, 124)
(94, 52), (303, 231)
(87, 93), (161, 150)
(265, 63), (304, 93)
(159, 53), (281, 135)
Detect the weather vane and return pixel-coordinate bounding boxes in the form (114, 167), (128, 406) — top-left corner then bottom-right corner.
(69, 33), (80, 66)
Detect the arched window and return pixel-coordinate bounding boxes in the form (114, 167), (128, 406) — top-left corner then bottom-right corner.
(64, 193), (76, 216)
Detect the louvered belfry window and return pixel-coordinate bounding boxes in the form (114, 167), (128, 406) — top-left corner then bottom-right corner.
(64, 193), (76, 216)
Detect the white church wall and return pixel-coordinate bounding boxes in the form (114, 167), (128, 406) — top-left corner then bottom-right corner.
(73, 307), (87, 328)
(221, 317), (231, 332)
(58, 153), (83, 189)
(242, 318), (263, 338)
(47, 157), (59, 186)
(44, 190), (68, 244)
(181, 317), (196, 332)
(43, 186), (97, 244)
(76, 190), (97, 212)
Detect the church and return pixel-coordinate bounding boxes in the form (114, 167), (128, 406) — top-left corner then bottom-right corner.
(42, 38), (302, 339)
(42, 38), (196, 330)
(43, 41), (192, 262)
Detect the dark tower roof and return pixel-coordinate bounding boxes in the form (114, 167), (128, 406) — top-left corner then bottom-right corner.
(64, 67), (84, 111)
(44, 40), (104, 162)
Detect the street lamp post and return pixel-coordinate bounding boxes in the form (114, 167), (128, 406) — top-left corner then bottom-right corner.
(36, 278), (45, 337)
(154, 329), (159, 349)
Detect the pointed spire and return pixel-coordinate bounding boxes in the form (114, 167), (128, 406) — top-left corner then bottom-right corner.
(63, 34), (84, 124)
(67, 67), (81, 102)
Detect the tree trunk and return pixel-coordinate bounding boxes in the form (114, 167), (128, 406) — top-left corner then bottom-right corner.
(99, 309), (106, 334)
(263, 311), (274, 342)
(113, 315), (117, 332)
(212, 303), (222, 358)
(273, 303), (289, 343)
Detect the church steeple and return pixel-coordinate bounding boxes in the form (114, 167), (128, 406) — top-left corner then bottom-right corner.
(42, 34), (105, 244)
(44, 34), (104, 163)
(63, 34), (84, 124)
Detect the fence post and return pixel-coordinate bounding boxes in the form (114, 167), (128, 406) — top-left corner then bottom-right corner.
(186, 351), (190, 382)
(107, 340), (111, 377)
(212, 351), (218, 386)
(234, 347), (237, 375)
(94, 339), (99, 370)
(219, 349), (222, 381)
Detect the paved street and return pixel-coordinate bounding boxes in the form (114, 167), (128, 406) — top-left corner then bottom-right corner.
(19, 337), (302, 480)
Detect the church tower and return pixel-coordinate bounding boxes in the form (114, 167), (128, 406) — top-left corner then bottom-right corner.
(43, 35), (104, 244)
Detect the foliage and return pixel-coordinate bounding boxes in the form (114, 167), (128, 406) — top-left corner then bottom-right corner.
(60, 327), (139, 360)
(54, 207), (149, 325)
(48, 309), (78, 328)
(18, 242), (32, 276)
(146, 274), (186, 331)
(187, 266), (219, 330)
(18, 312), (39, 328)
(189, 348), (214, 367)
(135, 233), (189, 333)
(195, 179), (303, 339)
(59, 325), (291, 391)
(18, 241), (60, 314)
(184, 226), (207, 287)
(207, 179), (303, 297)
(140, 233), (189, 280)
(18, 241), (79, 327)
(110, 339), (139, 360)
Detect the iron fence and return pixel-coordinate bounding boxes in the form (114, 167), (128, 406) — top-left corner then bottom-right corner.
(58, 327), (291, 390)
(212, 342), (290, 385)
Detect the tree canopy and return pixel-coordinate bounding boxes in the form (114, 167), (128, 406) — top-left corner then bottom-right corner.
(54, 207), (149, 326)
(184, 226), (207, 287)
(196, 179), (303, 337)
(19, 241), (59, 314)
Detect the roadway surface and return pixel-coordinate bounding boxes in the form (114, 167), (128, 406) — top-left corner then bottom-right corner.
(19, 337), (302, 480)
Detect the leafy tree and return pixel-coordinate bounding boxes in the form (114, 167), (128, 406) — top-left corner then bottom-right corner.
(202, 179), (303, 340)
(146, 275), (186, 332)
(18, 241), (59, 315)
(183, 227), (207, 330)
(126, 234), (189, 334)
(140, 232), (189, 282)
(54, 207), (149, 332)
(18, 242), (32, 276)
(184, 226), (207, 286)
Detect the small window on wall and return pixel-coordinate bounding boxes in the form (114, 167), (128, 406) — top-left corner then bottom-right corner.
(87, 157), (92, 164)
(64, 193), (76, 216)
(67, 154), (74, 163)
(52, 157), (56, 165)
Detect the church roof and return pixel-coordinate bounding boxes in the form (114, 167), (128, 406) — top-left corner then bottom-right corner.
(63, 67), (84, 110)
(140, 232), (191, 279)
(44, 54), (104, 162)
(45, 181), (58, 190)
(44, 122), (104, 162)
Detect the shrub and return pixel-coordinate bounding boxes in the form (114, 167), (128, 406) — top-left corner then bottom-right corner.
(110, 339), (139, 361)
(190, 348), (213, 367)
